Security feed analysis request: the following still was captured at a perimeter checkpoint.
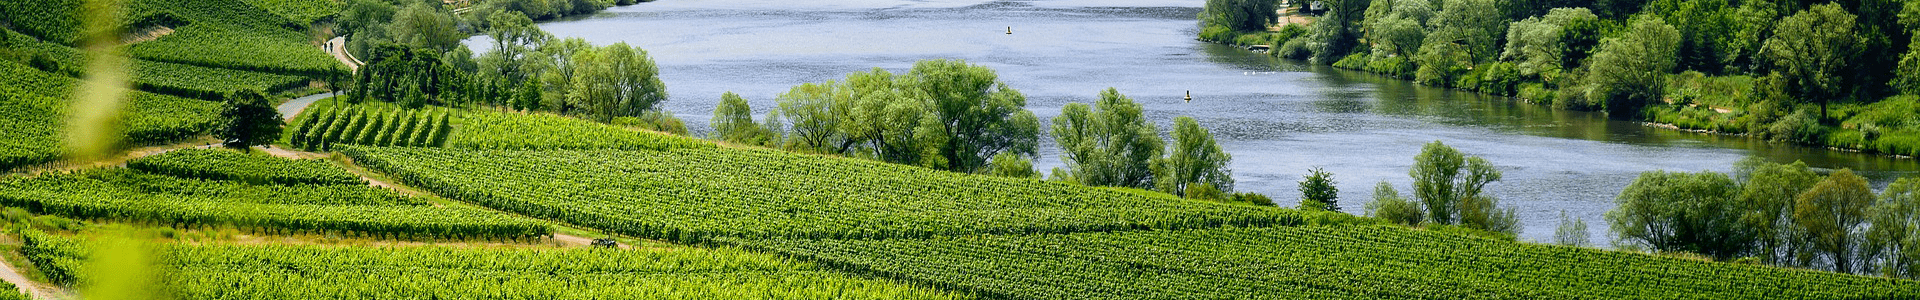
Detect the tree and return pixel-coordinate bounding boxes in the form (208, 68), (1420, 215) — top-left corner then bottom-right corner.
(1361, 0), (1434, 59)
(1501, 8), (1598, 79)
(1607, 170), (1756, 260)
(479, 10), (551, 87)
(1366, 181), (1424, 226)
(1298, 167), (1339, 211)
(1051, 88), (1163, 189)
(1566, 16), (1680, 114)
(1202, 0), (1277, 32)
(1866, 177), (1920, 278)
(387, 3), (463, 52)
(711, 92), (776, 146)
(539, 38), (593, 113)
(1408, 141), (1500, 225)
(910, 59), (1040, 173)
(838, 68), (945, 167)
(1898, 0), (1920, 95)
(1555, 210), (1591, 247)
(567, 42), (667, 122)
(1461, 193), (1520, 234)
(338, 0), (397, 37)
(1153, 116), (1233, 196)
(982, 152), (1039, 179)
(215, 90), (283, 151)
(1735, 158), (1822, 266)
(1794, 169), (1874, 273)
(1761, 3), (1863, 120)
(1300, 0), (1371, 62)
(776, 81), (850, 153)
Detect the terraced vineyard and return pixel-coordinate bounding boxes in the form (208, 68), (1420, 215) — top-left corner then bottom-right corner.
(20, 230), (975, 299)
(345, 146), (1297, 243)
(0, 153), (548, 239)
(238, 0), (342, 25)
(289, 102), (453, 150)
(730, 226), (1920, 300)
(128, 24), (342, 77)
(1, 28), (310, 100)
(129, 148), (363, 185)
(0, 58), (221, 171)
(449, 111), (713, 151)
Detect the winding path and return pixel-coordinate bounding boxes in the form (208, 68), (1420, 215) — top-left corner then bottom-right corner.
(278, 91), (337, 120)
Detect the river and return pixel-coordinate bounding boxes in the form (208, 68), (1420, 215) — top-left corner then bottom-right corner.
(464, 0), (1920, 243)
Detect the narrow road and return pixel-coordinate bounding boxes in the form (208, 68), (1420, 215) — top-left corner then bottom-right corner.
(278, 91), (337, 121)
(325, 37), (362, 71)
(0, 254), (66, 300)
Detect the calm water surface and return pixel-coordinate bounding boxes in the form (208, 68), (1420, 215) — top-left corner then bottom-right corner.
(467, 0), (1920, 243)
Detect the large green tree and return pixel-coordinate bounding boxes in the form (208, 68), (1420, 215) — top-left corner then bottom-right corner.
(1794, 169), (1875, 274)
(1501, 8), (1598, 79)
(1050, 88), (1163, 189)
(1607, 170), (1755, 260)
(387, 3), (463, 52)
(1408, 141), (1501, 225)
(1735, 158), (1822, 266)
(911, 59), (1039, 173)
(567, 42), (667, 122)
(710, 92), (777, 147)
(1867, 177), (1920, 278)
(1893, 0), (1920, 95)
(1361, 0), (1434, 60)
(840, 68), (945, 168)
(478, 10), (552, 88)
(1153, 116), (1233, 196)
(1566, 16), (1680, 114)
(215, 90), (282, 151)
(776, 81), (850, 152)
(1202, 0), (1277, 32)
(1761, 3), (1863, 119)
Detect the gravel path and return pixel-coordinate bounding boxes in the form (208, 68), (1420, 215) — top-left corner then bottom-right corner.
(277, 91), (337, 121)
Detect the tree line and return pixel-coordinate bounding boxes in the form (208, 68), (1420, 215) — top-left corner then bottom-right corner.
(1605, 158), (1920, 278)
(1205, 0), (1920, 156)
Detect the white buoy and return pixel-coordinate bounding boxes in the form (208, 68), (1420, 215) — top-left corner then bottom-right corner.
(1007, 27), (1013, 35)
(1184, 91), (1192, 103)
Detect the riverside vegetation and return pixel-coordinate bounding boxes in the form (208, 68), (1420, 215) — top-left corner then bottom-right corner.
(1204, 0), (1920, 157)
(2, 0), (1919, 298)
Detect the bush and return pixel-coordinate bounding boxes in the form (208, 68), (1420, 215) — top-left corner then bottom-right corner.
(1765, 108), (1825, 144)
(1275, 38), (1313, 59)
(1518, 83), (1555, 104)
(613, 110), (689, 136)
(1365, 56), (1415, 79)
(1232, 32), (1270, 47)
(1332, 53), (1370, 70)
(1199, 25), (1236, 43)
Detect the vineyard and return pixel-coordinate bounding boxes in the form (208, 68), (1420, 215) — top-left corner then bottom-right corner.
(1, 28), (311, 100)
(238, 0), (342, 25)
(0, 58), (221, 171)
(729, 225), (1920, 300)
(128, 148), (364, 185)
(449, 110), (714, 151)
(0, 163), (549, 239)
(343, 146), (1298, 243)
(19, 230), (975, 299)
(128, 24), (343, 78)
(288, 102), (453, 150)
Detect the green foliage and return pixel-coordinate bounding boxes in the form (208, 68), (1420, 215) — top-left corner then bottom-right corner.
(1052, 88), (1162, 189)
(0, 168), (549, 239)
(239, 0), (342, 24)
(568, 42), (667, 122)
(1153, 116), (1233, 196)
(1761, 3), (1863, 118)
(344, 146), (1299, 243)
(215, 90), (283, 150)
(1408, 141), (1501, 226)
(1362, 0), (1433, 60)
(0, 60), (221, 171)
(613, 110), (688, 136)
(1502, 8), (1599, 79)
(710, 92), (778, 146)
(1200, 0), (1276, 32)
(1867, 177), (1920, 278)
(1366, 181), (1424, 226)
(731, 225), (1920, 300)
(291, 103), (451, 150)
(1565, 16), (1681, 114)
(1607, 170), (1755, 260)
(1298, 167), (1339, 211)
(19, 231), (970, 300)
(450, 110), (712, 151)
(1795, 169), (1875, 273)
(128, 148), (361, 185)
(981, 152), (1038, 179)
(1554, 210), (1591, 247)
(128, 24), (344, 78)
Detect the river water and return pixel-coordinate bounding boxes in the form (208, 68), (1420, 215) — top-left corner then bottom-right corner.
(465, 0), (1920, 243)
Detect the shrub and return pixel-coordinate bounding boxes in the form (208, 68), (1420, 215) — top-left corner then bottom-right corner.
(1332, 53), (1370, 70)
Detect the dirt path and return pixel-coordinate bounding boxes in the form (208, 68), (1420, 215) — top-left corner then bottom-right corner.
(553, 233), (632, 249)
(121, 26), (174, 45)
(0, 256), (66, 300)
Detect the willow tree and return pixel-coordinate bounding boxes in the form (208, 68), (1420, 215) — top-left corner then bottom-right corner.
(1051, 88), (1162, 189)
(567, 42), (666, 122)
(1153, 117), (1233, 197)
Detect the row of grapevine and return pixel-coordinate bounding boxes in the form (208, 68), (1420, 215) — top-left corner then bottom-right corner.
(3, 28), (310, 100)
(0, 59), (220, 171)
(18, 231), (977, 300)
(0, 168), (549, 240)
(236, 0), (341, 25)
(451, 110), (714, 151)
(0, 0), (83, 45)
(127, 24), (344, 78)
(128, 148), (364, 185)
(343, 146), (1300, 244)
(290, 103), (452, 151)
(727, 226), (1920, 300)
